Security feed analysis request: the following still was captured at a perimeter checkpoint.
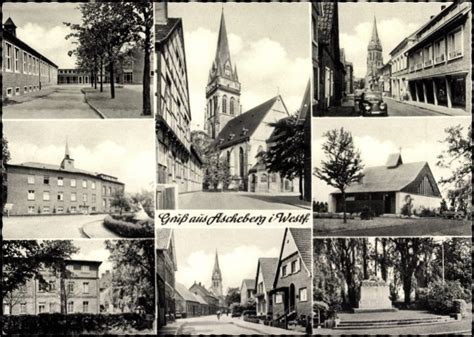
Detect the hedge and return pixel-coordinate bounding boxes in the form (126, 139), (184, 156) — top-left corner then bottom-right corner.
(423, 281), (471, 315)
(103, 215), (154, 238)
(1, 313), (153, 335)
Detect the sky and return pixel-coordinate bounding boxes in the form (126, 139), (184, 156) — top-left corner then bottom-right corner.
(168, 3), (310, 130)
(4, 120), (155, 194)
(71, 239), (112, 276)
(3, 2), (82, 68)
(173, 228), (285, 292)
(339, 2), (452, 78)
(312, 117), (471, 202)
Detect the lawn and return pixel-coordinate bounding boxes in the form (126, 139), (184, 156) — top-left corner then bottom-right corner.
(82, 85), (153, 118)
(313, 216), (471, 236)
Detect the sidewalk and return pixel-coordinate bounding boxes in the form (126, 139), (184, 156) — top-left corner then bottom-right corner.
(384, 96), (468, 116)
(2, 87), (56, 105)
(81, 219), (121, 239)
(228, 317), (305, 335)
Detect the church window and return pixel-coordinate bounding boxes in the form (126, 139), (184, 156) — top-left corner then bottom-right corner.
(239, 148), (245, 178)
(271, 174), (277, 183)
(260, 174), (267, 183)
(222, 95), (227, 114)
(230, 97), (235, 115)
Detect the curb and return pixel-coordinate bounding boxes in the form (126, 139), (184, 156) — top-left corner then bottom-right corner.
(80, 219), (120, 239)
(384, 97), (456, 116)
(81, 88), (106, 119)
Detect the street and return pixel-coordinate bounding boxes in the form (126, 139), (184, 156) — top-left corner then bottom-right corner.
(159, 316), (305, 335)
(179, 191), (310, 210)
(3, 85), (101, 119)
(3, 214), (107, 239)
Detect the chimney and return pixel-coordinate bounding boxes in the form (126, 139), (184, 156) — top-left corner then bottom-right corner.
(430, 15), (435, 19)
(155, 2), (168, 25)
(441, 5), (446, 10)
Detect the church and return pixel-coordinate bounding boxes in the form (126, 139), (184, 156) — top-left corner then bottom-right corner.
(204, 10), (300, 193)
(366, 17), (384, 91)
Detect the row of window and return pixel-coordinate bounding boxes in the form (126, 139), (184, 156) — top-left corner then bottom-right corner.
(5, 85), (40, 98)
(207, 95), (239, 118)
(28, 175), (99, 189)
(27, 205), (98, 214)
(4, 42), (54, 77)
(281, 257), (301, 278)
(27, 190), (100, 203)
(39, 280), (90, 294)
(274, 287), (308, 304)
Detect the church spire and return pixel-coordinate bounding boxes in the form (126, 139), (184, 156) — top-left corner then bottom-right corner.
(60, 139), (74, 170)
(215, 9), (231, 69)
(213, 249), (221, 276)
(368, 16), (382, 50)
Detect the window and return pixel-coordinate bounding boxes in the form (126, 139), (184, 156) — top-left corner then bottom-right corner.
(43, 176), (50, 185)
(20, 303), (27, 314)
(91, 194), (96, 203)
(24, 86), (28, 93)
(49, 303), (55, 313)
(57, 192), (64, 201)
(28, 206), (35, 214)
(14, 47), (19, 72)
(15, 87), (20, 95)
(38, 281), (48, 292)
(108, 187), (112, 196)
(67, 301), (74, 313)
(71, 179), (76, 187)
(434, 38), (445, 64)
(5, 43), (12, 71)
(49, 280), (56, 291)
(282, 265), (287, 277)
(83, 282), (89, 294)
(43, 191), (50, 201)
(291, 260), (297, 273)
(27, 190), (35, 200)
(81, 265), (90, 272)
(71, 206), (76, 213)
(27, 175), (35, 184)
(57, 206), (64, 213)
(230, 97), (235, 115)
(82, 301), (89, 313)
(447, 29), (463, 59)
(23, 52), (27, 73)
(83, 193), (87, 202)
(299, 288), (308, 302)
(260, 174), (268, 183)
(58, 177), (64, 186)
(38, 303), (46, 313)
(91, 181), (96, 189)
(222, 95), (227, 114)
(6, 88), (13, 97)
(67, 282), (74, 293)
(275, 294), (283, 304)
(43, 206), (50, 213)
(82, 180), (87, 188)
(71, 192), (77, 202)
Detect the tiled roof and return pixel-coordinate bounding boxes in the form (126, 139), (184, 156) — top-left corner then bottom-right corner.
(318, 2), (336, 44)
(297, 80), (311, 124)
(156, 229), (173, 250)
(289, 228), (312, 271)
(258, 257), (279, 289)
(214, 96), (280, 149)
(332, 161), (429, 194)
(155, 18), (181, 44)
(193, 294), (208, 305)
(175, 282), (200, 303)
(242, 279), (255, 290)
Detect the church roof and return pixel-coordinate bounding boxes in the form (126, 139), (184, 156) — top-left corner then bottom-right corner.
(331, 157), (433, 194)
(368, 17), (382, 51)
(214, 96), (283, 150)
(241, 279), (255, 291)
(175, 282), (200, 303)
(256, 257), (279, 289)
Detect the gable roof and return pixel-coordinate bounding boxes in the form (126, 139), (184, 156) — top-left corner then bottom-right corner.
(332, 161), (430, 194)
(214, 96), (285, 150)
(156, 228), (173, 250)
(175, 282), (200, 303)
(193, 293), (208, 305)
(241, 279), (255, 291)
(386, 153), (403, 168)
(190, 282), (218, 300)
(155, 18), (181, 44)
(256, 257), (279, 289)
(297, 79), (311, 125)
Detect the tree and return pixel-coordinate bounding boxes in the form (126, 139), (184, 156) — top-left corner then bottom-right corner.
(131, 190), (154, 218)
(437, 124), (472, 216)
(105, 240), (155, 314)
(111, 190), (131, 215)
(314, 128), (365, 223)
(225, 287), (241, 307)
(202, 151), (230, 191)
(258, 114), (306, 199)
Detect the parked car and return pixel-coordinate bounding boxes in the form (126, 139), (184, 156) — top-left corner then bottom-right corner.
(242, 310), (257, 317)
(231, 311), (242, 318)
(359, 91), (388, 116)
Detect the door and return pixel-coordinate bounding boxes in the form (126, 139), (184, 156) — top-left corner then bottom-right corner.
(384, 193), (393, 214)
(289, 284), (296, 312)
(250, 174), (257, 192)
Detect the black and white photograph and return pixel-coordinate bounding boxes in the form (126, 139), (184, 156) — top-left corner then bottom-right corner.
(2, 120), (155, 239)
(2, 2), (153, 119)
(312, 237), (471, 335)
(156, 2), (311, 210)
(312, 118), (471, 237)
(157, 227), (312, 335)
(2, 239), (156, 335)
(312, 1), (472, 117)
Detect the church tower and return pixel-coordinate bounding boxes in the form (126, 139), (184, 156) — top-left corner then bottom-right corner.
(366, 17), (383, 91)
(205, 9), (241, 139)
(60, 140), (74, 170)
(211, 250), (223, 297)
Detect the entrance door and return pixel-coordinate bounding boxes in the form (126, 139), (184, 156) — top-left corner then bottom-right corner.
(384, 193), (393, 214)
(250, 174), (256, 192)
(289, 284), (296, 312)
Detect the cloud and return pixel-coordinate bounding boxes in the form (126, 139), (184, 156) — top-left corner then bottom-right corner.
(176, 245), (279, 292)
(184, 28), (309, 130)
(17, 22), (76, 68)
(340, 18), (419, 78)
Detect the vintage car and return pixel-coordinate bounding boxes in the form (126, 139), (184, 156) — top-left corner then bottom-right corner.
(359, 91), (388, 116)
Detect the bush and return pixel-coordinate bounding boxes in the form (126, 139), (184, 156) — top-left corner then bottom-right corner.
(360, 206), (374, 220)
(103, 215), (154, 238)
(425, 281), (471, 315)
(1, 313), (153, 335)
(401, 195), (413, 216)
(418, 207), (437, 217)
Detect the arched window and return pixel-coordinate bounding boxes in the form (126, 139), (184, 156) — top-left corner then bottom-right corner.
(261, 174), (268, 183)
(230, 97), (235, 115)
(239, 147), (244, 178)
(222, 95), (227, 114)
(226, 151), (230, 168)
(271, 173), (277, 183)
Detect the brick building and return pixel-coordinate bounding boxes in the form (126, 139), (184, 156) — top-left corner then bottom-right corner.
(58, 69), (91, 85)
(340, 48), (354, 96)
(271, 228), (312, 330)
(3, 260), (101, 315)
(403, 1), (471, 113)
(157, 229), (177, 328)
(254, 257), (279, 317)
(388, 35), (417, 101)
(174, 282), (201, 318)
(2, 17), (58, 99)
(240, 279), (256, 306)
(5, 143), (124, 216)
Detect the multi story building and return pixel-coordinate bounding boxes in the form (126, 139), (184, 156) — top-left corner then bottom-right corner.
(340, 48), (354, 96)
(58, 69), (91, 85)
(388, 35), (417, 100)
(155, 2), (202, 200)
(312, 2), (322, 113)
(240, 279), (256, 305)
(254, 257), (279, 317)
(3, 260), (101, 315)
(157, 229), (177, 328)
(366, 17), (384, 92)
(2, 17), (58, 99)
(404, 1), (471, 113)
(5, 143), (124, 216)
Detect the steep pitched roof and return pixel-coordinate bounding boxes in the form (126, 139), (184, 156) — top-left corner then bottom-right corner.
(332, 161), (429, 194)
(241, 279), (255, 290)
(175, 283), (200, 303)
(318, 2), (336, 44)
(297, 79), (311, 125)
(214, 96), (283, 149)
(368, 17), (382, 51)
(256, 257), (279, 289)
(193, 293), (208, 305)
(156, 228), (173, 250)
(289, 228), (312, 271)
(155, 18), (181, 44)
(386, 153), (403, 168)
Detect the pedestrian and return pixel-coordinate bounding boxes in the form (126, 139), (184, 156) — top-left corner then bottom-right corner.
(217, 310), (221, 320)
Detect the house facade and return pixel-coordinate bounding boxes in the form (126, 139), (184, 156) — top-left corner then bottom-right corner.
(329, 153), (443, 215)
(58, 69), (91, 85)
(3, 260), (101, 315)
(312, 2), (322, 113)
(2, 17), (58, 100)
(271, 228), (312, 329)
(340, 49), (354, 96)
(157, 229), (177, 328)
(175, 283), (201, 318)
(240, 279), (256, 306)
(6, 143), (124, 216)
(189, 282), (219, 315)
(254, 257), (278, 317)
(389, 36), (417, 100)
(403, 1), (472, 113)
